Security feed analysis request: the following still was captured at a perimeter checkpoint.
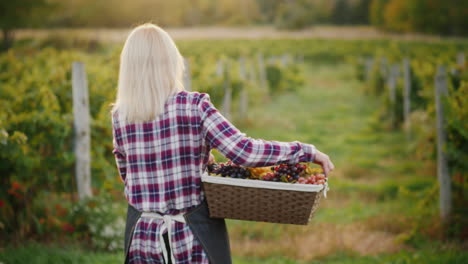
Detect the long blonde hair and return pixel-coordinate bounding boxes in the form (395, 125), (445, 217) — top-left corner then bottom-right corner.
(112, 23), (185, 123)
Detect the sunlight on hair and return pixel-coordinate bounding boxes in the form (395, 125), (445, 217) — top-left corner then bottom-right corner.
(113, 23), (185, 123)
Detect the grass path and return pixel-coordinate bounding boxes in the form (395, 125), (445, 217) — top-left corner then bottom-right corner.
(226, 63), (465, 263)
(1, 63), (466, 263)
(16, 26), (466, 42)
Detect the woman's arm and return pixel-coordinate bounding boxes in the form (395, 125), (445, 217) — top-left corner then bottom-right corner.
(112, 130), (127, 182)
(199, 94), (321, 169)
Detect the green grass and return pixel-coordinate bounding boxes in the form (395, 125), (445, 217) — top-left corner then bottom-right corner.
(0, 243), (121, 264)
(2, 243), (466, 264)
(234, 249), (468, 264)
(309, 249), (468, 264)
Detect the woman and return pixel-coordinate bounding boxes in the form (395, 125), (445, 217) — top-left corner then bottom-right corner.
(111, 24), (334, 264)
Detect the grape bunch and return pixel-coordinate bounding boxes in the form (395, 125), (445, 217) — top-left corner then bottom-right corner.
(210, 162), (251, 179)
(207, 163), (220, 174)
(297, 173), (326, 185)
(261, 163), (307, 183)
(208, 161), (327, 185)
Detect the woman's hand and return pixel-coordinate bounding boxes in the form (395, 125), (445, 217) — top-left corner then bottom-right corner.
(313, 150), (335, 177)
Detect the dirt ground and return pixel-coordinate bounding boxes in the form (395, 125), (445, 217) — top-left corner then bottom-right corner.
(15, 26), (465, 42)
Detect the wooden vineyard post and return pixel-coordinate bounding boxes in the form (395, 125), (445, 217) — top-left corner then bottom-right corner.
(457, 52), (465, 68)
(380, 57), (388, 79)
(216, 59), (224, 77)
(379, 57), (388, 95)
(365, 57), (374, 82)
(403, 58), (411, 138)
(249, 60), (258, 87)
(72, 62), (92, 200)
(388, 64), (399, 129)
(297, 54), (304, 64)
(239, 57), (248, 120)
(257, 53), (268, 93)
(218, 60), (232, 120)
(183, 58), (191, 91)
(434, 65), (451, 223)
(281, 54), (289, 67)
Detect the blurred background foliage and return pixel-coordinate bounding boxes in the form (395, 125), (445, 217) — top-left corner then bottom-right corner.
(1, 0), (467, 34)
(2, 0), (467, 50)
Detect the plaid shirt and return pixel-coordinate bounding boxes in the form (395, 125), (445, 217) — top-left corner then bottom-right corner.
(112, 91), (316, 263)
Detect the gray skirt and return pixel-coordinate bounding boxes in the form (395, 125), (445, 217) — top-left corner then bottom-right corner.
(124, 200), (232, 264)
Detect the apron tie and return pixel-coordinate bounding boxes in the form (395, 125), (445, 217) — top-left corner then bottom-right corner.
(323, 182), (329, 198)
(141, 212), (186, 264)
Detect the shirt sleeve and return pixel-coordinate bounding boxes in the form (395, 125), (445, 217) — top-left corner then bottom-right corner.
(199, 94), (316, 167)
(112, 124), (127, 182)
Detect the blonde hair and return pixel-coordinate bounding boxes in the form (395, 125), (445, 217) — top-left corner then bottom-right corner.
(112, 23), (185, 123)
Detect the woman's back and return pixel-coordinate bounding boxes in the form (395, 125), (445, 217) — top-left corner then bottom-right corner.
(113, 91), (211, 214)
(114, 91), (216, 263)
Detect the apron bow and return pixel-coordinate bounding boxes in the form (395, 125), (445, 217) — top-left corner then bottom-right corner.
(141, 211), (186, 264)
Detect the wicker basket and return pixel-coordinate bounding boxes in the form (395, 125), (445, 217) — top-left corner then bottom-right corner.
(202, 174), (328, 225)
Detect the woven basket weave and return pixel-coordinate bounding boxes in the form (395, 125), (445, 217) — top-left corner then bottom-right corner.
(202, 175), (327, 225)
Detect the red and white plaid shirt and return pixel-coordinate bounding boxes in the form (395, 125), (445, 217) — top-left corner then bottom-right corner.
(112, 91), (316, 263)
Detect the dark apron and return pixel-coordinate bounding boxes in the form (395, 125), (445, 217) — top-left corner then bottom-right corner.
(124, 200), (231, 264)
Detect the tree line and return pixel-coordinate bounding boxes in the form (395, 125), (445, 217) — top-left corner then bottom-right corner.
(1, 0), (467, 49)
